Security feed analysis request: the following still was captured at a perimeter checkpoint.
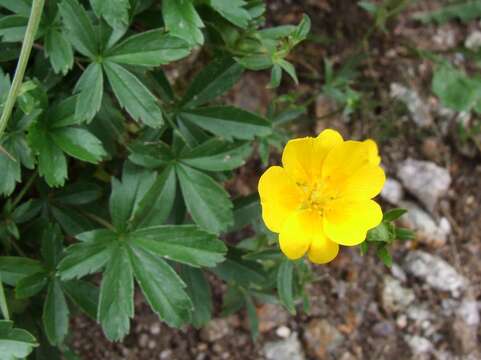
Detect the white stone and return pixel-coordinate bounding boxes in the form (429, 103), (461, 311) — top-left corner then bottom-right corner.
(381, 276), (415, 313)
(276, 326), (291, 339)
(390, 83), (432, 127)
(381, 178), (404, 204)
(399, 201), (450, 247)
(264, 333), (305, 360)
(404, 250), (468, 296)
(404, 335), (434, 354)
(397, 159), (451, 213)
(465, 30), (481, 50)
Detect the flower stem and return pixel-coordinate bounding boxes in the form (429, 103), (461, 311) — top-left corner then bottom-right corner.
(0, 0), (45, 139)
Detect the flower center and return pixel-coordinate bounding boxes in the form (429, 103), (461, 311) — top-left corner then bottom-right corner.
(298, 181), (336, 215)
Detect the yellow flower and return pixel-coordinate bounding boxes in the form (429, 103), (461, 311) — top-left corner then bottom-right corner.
(258, 129), (385, 264)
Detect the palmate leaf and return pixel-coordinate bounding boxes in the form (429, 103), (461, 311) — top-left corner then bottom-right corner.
(179, 266), (212, 328)
(103, 61), (163, 128)
(106, 30), (191, 67)
(179, 139), (252, 172)
(176, 163), (234, 234)
(179, 106), (272, 140)
(73, 62), (104, 123)
(208, 0), (252, 28)
(0, 320), (38, 359)
(0, 257), (44, 286)
(43, 279), (69, 345)
(109, 163), (156, 232)
(44, 28), (74, 75)
(181, 57), (244, 108)
(162, 0), (204, 45)
(90, 0), (130, 29)
(129, 225), (227, 268)
(57, 229), (115, 281)
(277, 259), (295, 314)
(127, 244), (193, 328)
(58, 0), (98, 59)
(28, 97), (106, 187)
(98, 245), (134, 341)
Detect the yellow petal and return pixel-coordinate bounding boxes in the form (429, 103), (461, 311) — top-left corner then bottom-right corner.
(307, 233), (339, 264)
(364, 139), (381, 166)
(279, 209), (321, 260)
(258, 166), (301, 233)
(282, 129), (343, 185)
(321, 140), (380, 184)
(340, 164), (386, 200)
(324, 199), (383, 246)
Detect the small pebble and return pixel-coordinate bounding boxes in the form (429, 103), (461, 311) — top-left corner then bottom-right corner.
(276, 326), (291, 339)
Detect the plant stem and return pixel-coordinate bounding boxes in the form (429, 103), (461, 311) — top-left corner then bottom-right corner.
(0, 0), (45, 139)
(12, 172), (37, 208)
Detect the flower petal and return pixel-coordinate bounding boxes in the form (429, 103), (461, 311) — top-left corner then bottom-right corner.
(279, 209), (321, 260)
(258, 166), (301, 233)
(307, 233), (339, 264)
(364, 139), (381, 166)
(340, 164), (386, 200)
(324, 199), (383, 246)
(321, 140), (381, 184)
(282, 129), (343, 185)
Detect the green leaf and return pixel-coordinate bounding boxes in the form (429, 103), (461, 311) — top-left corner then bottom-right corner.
(129, 225), (227, 268)
(90, 0), (130, 29)
(236, 54), (273, 70)
(180, 139), (251, 171)
(209, 0), (251, 28)
(41, 223), (64, 270)
(44, 29), (74, 75)
(0, 320), (38, 359)
(58, 229), (116, 280)
(179, 266), (212, 328)
(0, 15), (28, 42)
(55, 181), (103, 206)
(269, 64), (282, 88)
(104, 61), (163, 128)
(28, 126), (68, 187)
(0, 275), (8, 320)
(376, 246), (392, 267)
(0, 131), (34, 196)
(383, 208), (407, 222)
(414, 1), (481, 24)
(277, 260), (295, 314)
(48, 96), (78, 128)
(162, 0), (204, 45)
(366, 222), (393, 243)
(127, 244), (193, 327)
(181, 57), (243, 108)
(106, 30), (191, 67)
(0, 0), (31, 16)
(128, 141), (173, 169)
(244, 293), (259, 340)
(0, 257), (44, 286)
(74, 63), (104, 123)
(109, 163), (156, 231)
(50, 206), (95, 236)
(179, 106), (271, 140)
(59, 0), (98, 58)
(278, 59), (298, 85)
(231, 194), (261, 231)
(176, 164), (233, 233)
(43, 279), (69, 345)
(62, 280), (99, 319)
(15, 272), (49, 299)
(131, 166), (176, 229)
(432, 65), (481, 112)
(213, 248), (267, 287)
(98, 245), (134, 341)
(51, 127), (106, 163)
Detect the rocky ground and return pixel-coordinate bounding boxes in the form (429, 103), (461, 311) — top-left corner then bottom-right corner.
(71, 1), (481, 359)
